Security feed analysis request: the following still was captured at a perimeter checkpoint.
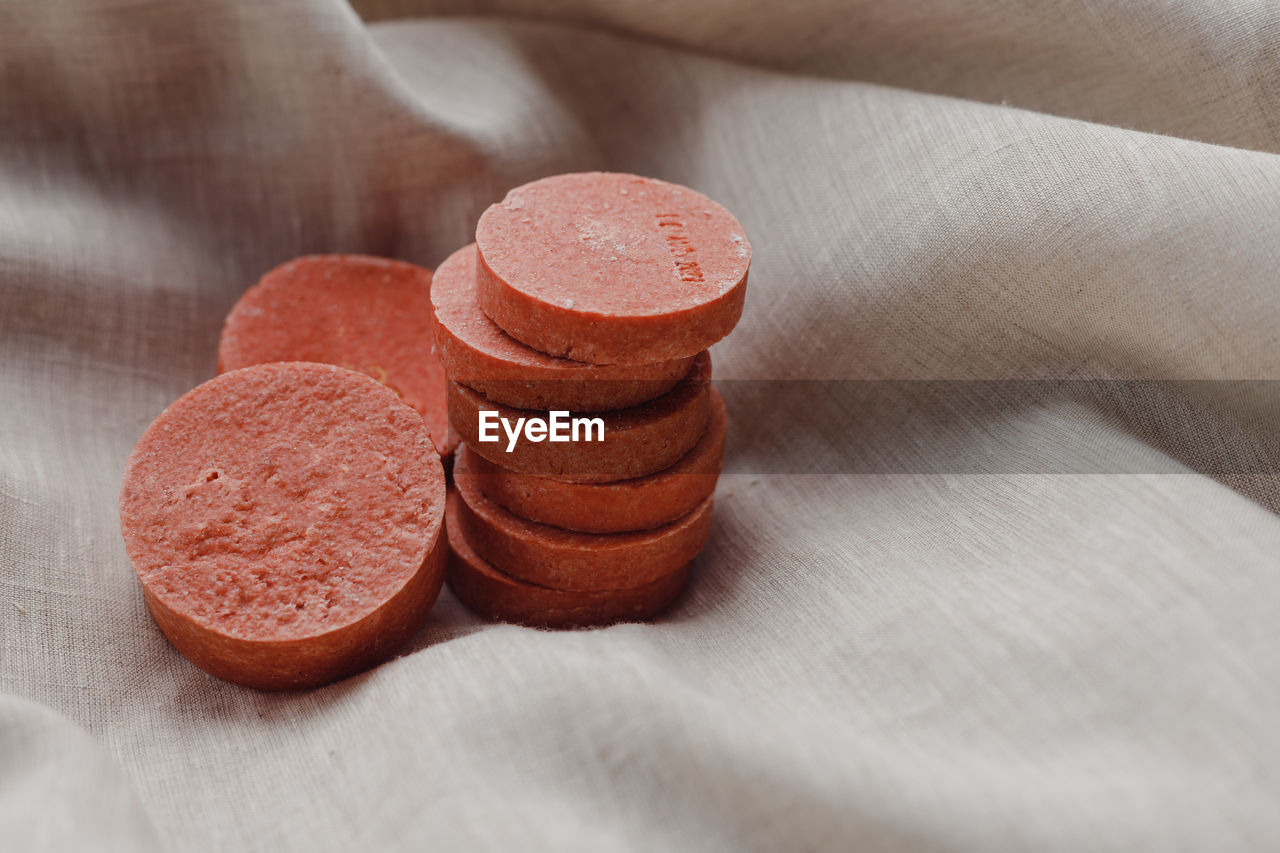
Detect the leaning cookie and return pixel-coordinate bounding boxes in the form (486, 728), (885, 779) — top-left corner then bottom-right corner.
(119, 362), (447, 690)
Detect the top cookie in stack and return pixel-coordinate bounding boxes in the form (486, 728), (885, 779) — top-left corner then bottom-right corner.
(474, 172), (750, 364)
(432, 172), (751, 628)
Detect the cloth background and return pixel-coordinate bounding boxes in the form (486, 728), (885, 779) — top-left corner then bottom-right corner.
(3, 1), (1279, 850)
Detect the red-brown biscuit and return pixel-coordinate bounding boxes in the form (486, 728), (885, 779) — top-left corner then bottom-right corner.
(431, 245), (694, 411)
(461, 389), (726, 533)
(449, 351), (711, 483)
(475, 172), (751, 365)
(452, 454), (714, 592)
(445, 495), (690, 628)
(217, 254), (454, 457)
(119, 362), (447, 691)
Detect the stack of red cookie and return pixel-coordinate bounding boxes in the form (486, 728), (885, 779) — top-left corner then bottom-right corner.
(431, 172), (751, 628)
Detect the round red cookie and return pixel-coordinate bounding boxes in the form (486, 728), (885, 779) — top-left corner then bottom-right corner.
(445, 495), (690, 628)
(475, 172), (751, 365)
(452, 454), (714, 592)
(119, 362), (447, 691)
(462, 389), (726, 533)
(218, 254), (453, 457)
(431, 245), (694, 411)
(449, 351), (712, 483)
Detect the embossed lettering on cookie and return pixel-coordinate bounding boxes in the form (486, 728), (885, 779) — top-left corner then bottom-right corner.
(475, 172), (751, 365)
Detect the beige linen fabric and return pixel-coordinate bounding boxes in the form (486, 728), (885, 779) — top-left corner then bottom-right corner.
(3, 1), (1279, 850)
